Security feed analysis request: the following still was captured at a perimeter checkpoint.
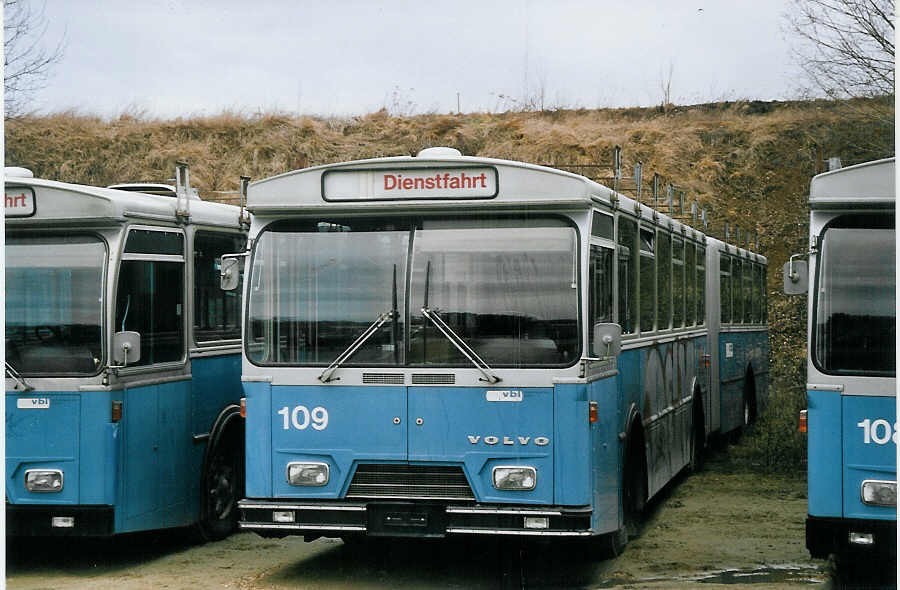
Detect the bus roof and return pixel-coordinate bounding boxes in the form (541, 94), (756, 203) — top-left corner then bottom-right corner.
(249, 148), (765, 263)
(809, 157), (895, 209)
(249, 150), (603, 212)
(5, 176), (244, 229)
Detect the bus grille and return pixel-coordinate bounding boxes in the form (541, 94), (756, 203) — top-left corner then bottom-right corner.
(362, 373), (405, 384)
(346, 464), (475, 500)
(411, 374), (455, 384)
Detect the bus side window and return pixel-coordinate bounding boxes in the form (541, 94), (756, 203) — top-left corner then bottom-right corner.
(743, 260), (753, 323)
(116, 229), (185, 366)
(588, 244), (613, 355)
(194, 231), (247, 343)
(697, 246), (706, 325)
(685, 240), (695, 326)
(657, 231), (672, 330)
(750, 262), (762, 324)
(617, 216), (638, 334)
(639, 227), (656, 333)
(720, 255), (731, 324)
(760, 264), (768, 324)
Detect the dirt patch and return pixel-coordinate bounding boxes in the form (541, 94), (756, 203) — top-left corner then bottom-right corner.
(7, 451), (876, 589)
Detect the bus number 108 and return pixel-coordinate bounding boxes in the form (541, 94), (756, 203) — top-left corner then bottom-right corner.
(857, 419), (899, 445)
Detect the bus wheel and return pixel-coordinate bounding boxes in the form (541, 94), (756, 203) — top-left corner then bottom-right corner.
(198, 433), (242, 541)
(622, 430), (647, 539)
(593, 526), (628, 559)
(743, 370), (757, 428)
(690, 396), (705, 472)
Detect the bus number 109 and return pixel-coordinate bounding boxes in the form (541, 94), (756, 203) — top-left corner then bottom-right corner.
(277, 406), (329, 431)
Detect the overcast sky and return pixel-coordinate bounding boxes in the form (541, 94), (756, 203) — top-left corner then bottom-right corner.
(28, 0), (805, 118)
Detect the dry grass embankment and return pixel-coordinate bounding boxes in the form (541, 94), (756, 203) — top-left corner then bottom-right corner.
(5, 97), (894, 471)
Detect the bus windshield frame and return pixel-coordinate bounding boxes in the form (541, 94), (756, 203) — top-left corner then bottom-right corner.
(812, 213), (896, 377)
(6, 234), (107, 376)
(246, 215), (581, 369)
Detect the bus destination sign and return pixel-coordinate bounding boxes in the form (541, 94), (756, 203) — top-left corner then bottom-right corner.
(323, 167), (498, 201)
(5, 186), (35, 217)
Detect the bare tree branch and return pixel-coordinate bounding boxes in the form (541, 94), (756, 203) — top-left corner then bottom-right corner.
(787, 0), (894, 99)
(4, 0), (65, 118)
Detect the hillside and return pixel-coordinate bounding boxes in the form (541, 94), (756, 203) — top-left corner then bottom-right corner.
(5, 97), (894, 467)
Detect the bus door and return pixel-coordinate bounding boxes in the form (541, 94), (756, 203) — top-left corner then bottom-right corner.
(402, 217), (581, 505)
(250, 220), (411, 499)
(114, 226), (192, 532)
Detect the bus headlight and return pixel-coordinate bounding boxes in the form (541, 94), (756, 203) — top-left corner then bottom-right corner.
(492, 466), (536, 491)
(25, 469), (63, 493)
(286, 462), (329, 487)
(861, 480), (896, 507)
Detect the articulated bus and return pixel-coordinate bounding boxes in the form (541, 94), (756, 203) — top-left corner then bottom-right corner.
(233, 147), (767, 551)
(5, 164), (248, 539)
(786, 157), (896, 559)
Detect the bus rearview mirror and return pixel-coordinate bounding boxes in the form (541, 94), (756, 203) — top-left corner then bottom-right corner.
(782, 258), (808, 296)
(113, 331), (141, 366)
(220, 256), (242, 291)
(592, 323), (622, 358)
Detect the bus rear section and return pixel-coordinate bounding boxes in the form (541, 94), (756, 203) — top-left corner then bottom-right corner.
(797, 158), (896, 559)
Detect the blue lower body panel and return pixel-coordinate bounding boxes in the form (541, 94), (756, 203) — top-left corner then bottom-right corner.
(241, 382), (601, 539)
(806, 390), (896, 557)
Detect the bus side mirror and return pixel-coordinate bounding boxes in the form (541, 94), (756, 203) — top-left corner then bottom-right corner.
(220, 256), (243, 291)
(783, 256), (808, 296)
(113, 331), (141, 367)
(592, 323), (622, 358)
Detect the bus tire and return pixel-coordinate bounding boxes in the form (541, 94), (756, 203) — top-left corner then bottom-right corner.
(689, 392), (705, 473)
(622, 424), (647, 539)
(198, 418), (244, 542)
(730, 369), (757, 443)
(743, 369), (757, 427)
(594, 526), (628, 559)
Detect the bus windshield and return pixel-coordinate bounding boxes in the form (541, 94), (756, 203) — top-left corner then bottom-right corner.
(247, 216), (579, 368)
(813, 216), (895, 376)
(6, 236), (106, 375)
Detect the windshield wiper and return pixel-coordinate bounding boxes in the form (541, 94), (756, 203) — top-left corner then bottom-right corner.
(420, 307), (500, 384)
(391, 264), (400, 365)
(318, 311), (394, 383)
(5, 361), (34, 391)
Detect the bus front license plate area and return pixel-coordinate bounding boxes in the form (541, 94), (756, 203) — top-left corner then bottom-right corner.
(367, 503), (446, 537)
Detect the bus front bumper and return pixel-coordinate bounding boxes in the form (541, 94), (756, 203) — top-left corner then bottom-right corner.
(6, 504), (115, 537)
(239, 500), (593, 539)
(806, 515), (896, 558)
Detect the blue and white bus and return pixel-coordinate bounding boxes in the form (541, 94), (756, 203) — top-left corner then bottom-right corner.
(233, 147), (767, 551)
(786, 157), (896, 559)
(5, 164), (248, 539)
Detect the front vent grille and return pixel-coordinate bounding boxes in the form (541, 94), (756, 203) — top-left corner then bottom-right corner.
(411, 373), (455, 385)
(362, 373), (405, 385)
(346, 464), (475, 500)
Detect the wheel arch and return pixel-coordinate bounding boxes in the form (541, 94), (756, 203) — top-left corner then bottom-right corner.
(621, 402), (648, 491)
(200, 404), (245, 507)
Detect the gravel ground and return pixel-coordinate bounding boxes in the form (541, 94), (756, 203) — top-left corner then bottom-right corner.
(6, 452), (895, 589)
